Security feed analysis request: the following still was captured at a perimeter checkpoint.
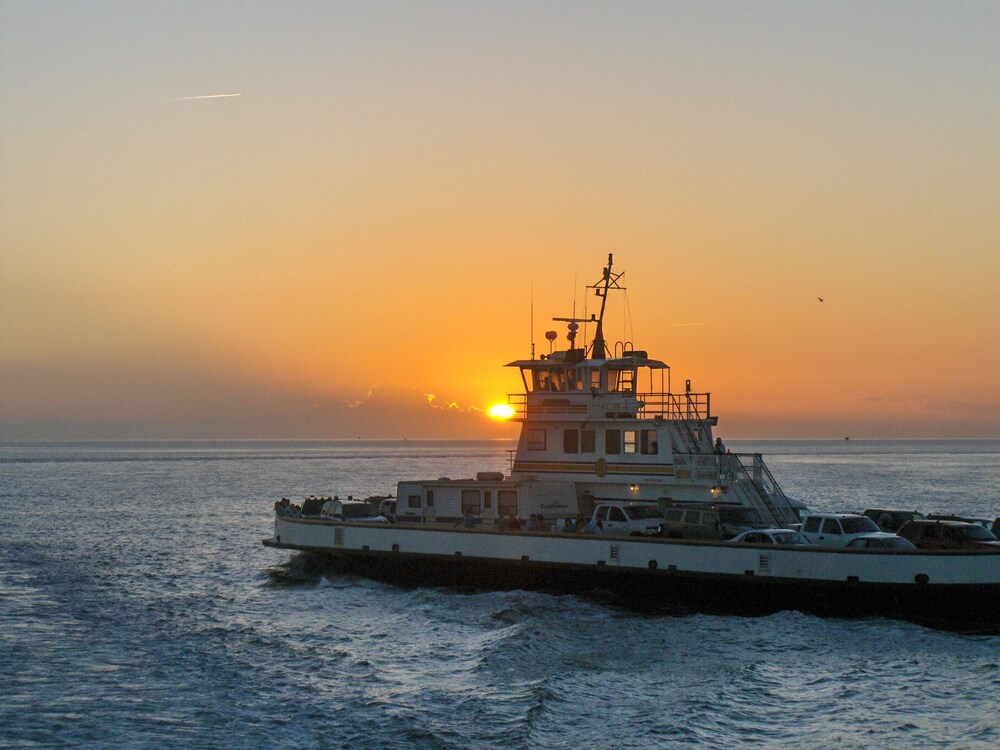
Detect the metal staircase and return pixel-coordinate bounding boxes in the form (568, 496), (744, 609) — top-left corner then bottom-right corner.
(723, 453), (800, 527)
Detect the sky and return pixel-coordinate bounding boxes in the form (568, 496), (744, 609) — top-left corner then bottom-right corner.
(1, 1), (998, 440)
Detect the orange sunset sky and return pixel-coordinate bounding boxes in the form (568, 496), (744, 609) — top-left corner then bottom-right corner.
(2, 2), (998, 440)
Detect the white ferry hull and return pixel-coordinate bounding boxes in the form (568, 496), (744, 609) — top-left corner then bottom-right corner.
(266, 518), (1000, 632)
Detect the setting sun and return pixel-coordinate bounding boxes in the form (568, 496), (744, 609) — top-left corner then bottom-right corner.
(488, 403), (516, 420)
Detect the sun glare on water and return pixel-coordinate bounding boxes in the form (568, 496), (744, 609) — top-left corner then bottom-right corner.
(488, 403), (516, 420)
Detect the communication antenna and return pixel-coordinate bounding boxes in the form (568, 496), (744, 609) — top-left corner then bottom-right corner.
(588, 253), (626, 359)
(530, 280), (535, 360)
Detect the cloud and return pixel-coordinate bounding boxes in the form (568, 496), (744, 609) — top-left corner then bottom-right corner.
(307, 384), (513, 439)
(170, 93), (243, 101)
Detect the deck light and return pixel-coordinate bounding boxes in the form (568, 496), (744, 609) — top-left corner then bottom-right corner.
(630, 484), (640, 493)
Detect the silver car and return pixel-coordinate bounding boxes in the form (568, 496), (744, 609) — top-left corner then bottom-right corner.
(728, 529), (813, 546)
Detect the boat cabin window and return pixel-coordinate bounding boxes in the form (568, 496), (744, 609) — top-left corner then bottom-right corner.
(566, 368), (583, 392)
(624, 430), (638, 454)
(564, 429), (579, 454)
(590, 369), (601, 391)
(498, 490), (518, 517)
(531, 368), (573, 392)
(520, 368), (535, 392)
(426, 490), (434, 508)
(461, 489), (481, 515)
(605, 429), (621, 455)
(526, 428), (546, 451)
(484, 491), (491, 510)
(408, 494), (421, 509)
(641, 430), (658, 455)
(563, 428), (596, 454)
(606, 368), (636, 393)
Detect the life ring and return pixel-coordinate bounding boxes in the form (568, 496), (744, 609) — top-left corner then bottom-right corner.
(595, 458), (608, 477)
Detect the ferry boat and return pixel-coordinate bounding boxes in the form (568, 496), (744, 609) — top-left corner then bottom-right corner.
(264, 255), (1000, 632)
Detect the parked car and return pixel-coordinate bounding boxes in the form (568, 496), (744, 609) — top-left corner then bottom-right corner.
(320, 499), (389, 523)
(378, 498), (397, 521)
(799, 513), (881, 547)
(862, 508), (925, 533)
(925, 513), (992, 529)
(590, 503), (663, 536)
(897, 520), (1000, 550)
(728, 529), (813, 546)
(659, 502), (765, 540)
(845, 533), (917, 550)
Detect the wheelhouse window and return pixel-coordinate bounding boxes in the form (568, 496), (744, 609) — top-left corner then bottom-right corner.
(498, 490), (518, 516)
(563, 429), (579, 454)
(566, 369), (581, 392)
(607, 368), (636, 393)
(606, 369), (620, 392)
(605, 429), (621, 455)
(461, 489), (481, 515)
(532, 368), (572, 392)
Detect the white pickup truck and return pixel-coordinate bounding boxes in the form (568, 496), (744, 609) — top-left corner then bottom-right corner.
(799, 513), (881, 547)
(589, 503), (663, 536)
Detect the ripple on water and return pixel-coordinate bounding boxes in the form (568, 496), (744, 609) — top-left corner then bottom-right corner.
(4, 441), (1000, 749)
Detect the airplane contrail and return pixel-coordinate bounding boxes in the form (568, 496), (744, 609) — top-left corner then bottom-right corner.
(171, 93), (243, 101)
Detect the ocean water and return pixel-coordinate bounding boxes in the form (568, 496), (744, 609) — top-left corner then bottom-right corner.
(2, 439), (999, 749)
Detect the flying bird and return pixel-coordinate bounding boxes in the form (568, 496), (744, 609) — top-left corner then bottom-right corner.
(817, 297), (824, 302)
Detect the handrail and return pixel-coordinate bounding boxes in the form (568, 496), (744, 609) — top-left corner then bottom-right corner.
(725, 453), (800, 527)
(507, 391), (712, 421)
(670, 452), (800, 527)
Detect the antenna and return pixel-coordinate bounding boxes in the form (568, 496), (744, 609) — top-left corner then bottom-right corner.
(588, 253), (625, 359)
(530, 280), (535, 360)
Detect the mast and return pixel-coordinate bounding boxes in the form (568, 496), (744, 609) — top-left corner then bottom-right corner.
(589, 253), (625, 359)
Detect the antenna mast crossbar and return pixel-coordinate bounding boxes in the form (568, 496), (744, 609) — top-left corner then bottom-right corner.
(588, 253), (625, 359)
